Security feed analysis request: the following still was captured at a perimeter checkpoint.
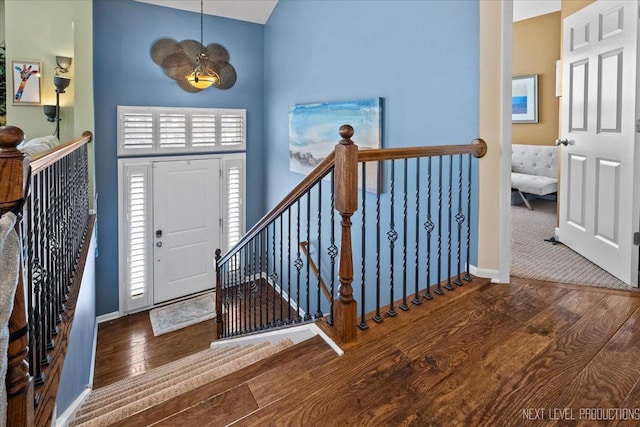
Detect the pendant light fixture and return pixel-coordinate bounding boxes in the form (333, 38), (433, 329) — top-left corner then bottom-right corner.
(187, 0), (220, 89)
(149, 0), (237, 93)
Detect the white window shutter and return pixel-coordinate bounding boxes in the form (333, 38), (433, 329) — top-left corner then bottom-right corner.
(158, 112), (187, 149)
(224, 158), (245, 251)
(191, 113), (218, 148)
(220, 111), (246, 148)
(118, 107), (154, 155)
(118, 106), (246, 156)
(121, 162), (152, 311)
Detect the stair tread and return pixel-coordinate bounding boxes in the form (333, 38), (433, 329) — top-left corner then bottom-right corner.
(70, 339), (294, 427)
(106, 335), (334, 427)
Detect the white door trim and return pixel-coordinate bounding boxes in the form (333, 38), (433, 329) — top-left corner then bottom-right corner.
(498, 0), (513, 284)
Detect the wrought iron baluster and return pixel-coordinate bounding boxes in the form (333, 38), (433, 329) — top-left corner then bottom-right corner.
(327, 170), (337, 326)
(271, 221), (278, 326)
(387, 160), (397, 317)
(287, 206), (292, 324)
(424, 157), (434, 301)
(315, 180), (323, 319)
(400, 158), (409, 311)
(31, 173), (45, 384)
(465, 154), (472, 282)
(358, 162), (368, 330)
(435, 156), (444, 295)
(413, 158), (422, 305)
(304, 192), (311, 321)
(279, 215), (284, 325)
(259, 230), (264, 329)
(294, 201), (303, 322)
(445, 155), (454, 291)
(455, 154), (465, 286)
(373, 161), (383, 323)
(252, 237), (258, 331)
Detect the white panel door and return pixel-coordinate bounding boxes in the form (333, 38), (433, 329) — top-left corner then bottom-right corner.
(153, 158), (221, 303)
(559, 0), (639, 286)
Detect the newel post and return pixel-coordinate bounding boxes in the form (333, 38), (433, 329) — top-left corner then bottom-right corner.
(214, 248), (223, 339)
(0, 125), (34, 427)
(334, 125), (358, 342)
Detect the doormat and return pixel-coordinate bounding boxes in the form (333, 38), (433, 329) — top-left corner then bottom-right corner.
(149, 293), (216, 336)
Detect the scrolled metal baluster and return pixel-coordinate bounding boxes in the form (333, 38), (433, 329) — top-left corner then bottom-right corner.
(387, 160), (397, 317)
(445, 155), (454, 291)
(294, 201), (303, 322)
(287, 206), (292, 324)
(400, 158), (409, 311)
(413, 158), (422, 305)
(373, 161), (383, 323)
(435, 156), (444, 295)
(259, 230), (264, 329)
(270, 221), (278, 326)
(358, 162), (368, 330)
(279, 215), (284, 325)
(464, 153), (472, 282)
(455, 154), (465, 286)
(423, 158), (434, 301)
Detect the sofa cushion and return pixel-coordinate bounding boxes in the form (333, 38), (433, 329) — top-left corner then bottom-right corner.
(511, 145), (557, 179)
(511, 172), (558, 196)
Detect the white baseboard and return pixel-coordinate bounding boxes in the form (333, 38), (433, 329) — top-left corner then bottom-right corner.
(88, 321), (98, 386)
(55, 387), (92, 427)
(210, 322), (343, 356)
(470, 265), (503, 283)
(96, 311), (120, 324)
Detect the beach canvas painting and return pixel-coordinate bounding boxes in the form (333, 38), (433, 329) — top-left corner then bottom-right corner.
(512, 75), (538, 123)
(289, 98), (382, 192)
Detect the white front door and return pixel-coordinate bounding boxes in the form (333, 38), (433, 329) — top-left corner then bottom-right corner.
(153, 158), (221, 303)
(558, 0), (640, 286)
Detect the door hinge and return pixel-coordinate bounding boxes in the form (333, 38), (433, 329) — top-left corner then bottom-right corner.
(636, 119), (640, 133)
(634, 232), (640, 246)
(219, 217), (223, 228)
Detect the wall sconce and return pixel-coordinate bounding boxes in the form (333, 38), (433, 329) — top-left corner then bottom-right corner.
(55, 56), (72, 75)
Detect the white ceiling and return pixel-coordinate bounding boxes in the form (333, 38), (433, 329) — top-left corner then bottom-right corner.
(136, 0), (559, 26)
(134, 0), (279, 24)
(513, 0), (561, 22)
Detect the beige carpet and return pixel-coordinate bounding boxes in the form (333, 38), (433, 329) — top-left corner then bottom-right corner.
(70, 339), (294, 426)
(511, 198), (636, 291)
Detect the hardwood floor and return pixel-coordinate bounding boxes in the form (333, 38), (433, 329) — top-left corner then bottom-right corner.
(93, 277), (640, 426)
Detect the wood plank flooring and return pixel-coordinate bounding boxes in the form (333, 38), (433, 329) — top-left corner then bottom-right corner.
(93, 277), (640, 426)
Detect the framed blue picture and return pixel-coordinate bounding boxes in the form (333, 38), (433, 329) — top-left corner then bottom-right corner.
(512, 75), (538, 123)
(289, 98), (382, 192)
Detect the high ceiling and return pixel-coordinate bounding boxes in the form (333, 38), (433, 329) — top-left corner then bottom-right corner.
(513, 0), (561, 22)
(134, 0), (278, 24)
(136, 0), (560, 26)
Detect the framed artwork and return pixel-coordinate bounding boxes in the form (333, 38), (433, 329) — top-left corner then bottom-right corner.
(289, 98), (382, 192)
(12, 60), (41, 105)
(512, 74), (538, 123)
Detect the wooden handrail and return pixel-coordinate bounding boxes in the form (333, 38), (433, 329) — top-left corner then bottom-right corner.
(30, 131), (93, 175)
(219, 151), (335, 265)
(300, 241), (332, 303)
(357, 139), (487, 162)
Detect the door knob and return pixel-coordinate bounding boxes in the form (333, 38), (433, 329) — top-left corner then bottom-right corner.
(555, 139), (569, 146)
(156, 241), (162, 247)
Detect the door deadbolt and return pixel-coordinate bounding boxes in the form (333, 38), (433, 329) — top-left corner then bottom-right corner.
(156, 230), (162, 238)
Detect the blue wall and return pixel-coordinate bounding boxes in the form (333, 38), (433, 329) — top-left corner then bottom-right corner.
(264, 0), (480, 269)
(56, 226), (96, 414)
(93, 0), (264, 315)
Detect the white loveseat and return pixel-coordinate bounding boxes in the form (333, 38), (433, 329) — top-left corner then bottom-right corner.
(511, 144), (558, 210)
